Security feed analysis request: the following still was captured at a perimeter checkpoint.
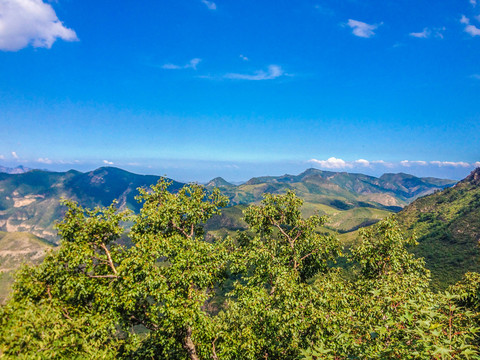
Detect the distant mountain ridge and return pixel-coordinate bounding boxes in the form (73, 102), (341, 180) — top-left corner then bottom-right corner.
(207, 168), (456, 209)
(0, 166), (455, 243)
(0, 165), (33, 174)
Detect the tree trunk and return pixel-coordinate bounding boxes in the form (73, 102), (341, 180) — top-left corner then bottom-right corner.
(183, 326), (200, 360)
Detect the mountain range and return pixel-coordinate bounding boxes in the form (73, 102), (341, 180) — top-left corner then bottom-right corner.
(1, 164), (478, 301)
(0, 166), (455, 243)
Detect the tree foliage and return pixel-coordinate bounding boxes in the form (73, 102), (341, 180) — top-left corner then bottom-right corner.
(1, 180), (479, 359)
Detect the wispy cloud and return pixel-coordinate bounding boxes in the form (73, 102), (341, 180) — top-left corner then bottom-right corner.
(0, 0), (78, 51)
(162, 58), (202, 70)
(347, 19), (380, 38)
(37, 157), (53, 164)
(103, 160), (114, 165)
(409, 27), (445, 39)
(11, 151), (19, 159)
(201, 0), (216, 10)
(239, 54), (249, 61)
(0, 154), (5, 160)
(224, 65), (286, 81)
(460, 15), (480, 36)
(430, 161), (471, 167)
(470, 74), (480, 80)
(470, 0), (477, 7)
(474, 161), (480, 167)
(410, 28), (430, 38)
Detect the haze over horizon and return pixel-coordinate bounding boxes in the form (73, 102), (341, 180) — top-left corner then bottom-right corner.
(1, 0), (479, 182)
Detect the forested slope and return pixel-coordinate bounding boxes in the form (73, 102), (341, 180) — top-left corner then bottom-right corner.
(397, 167), (480, 289)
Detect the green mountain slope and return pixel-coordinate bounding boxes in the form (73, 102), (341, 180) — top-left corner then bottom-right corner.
(397, 167), (480, 290)
(0, 167), (183, 242)
(0, 231), (54, 303)
(207, 168), (455, 209)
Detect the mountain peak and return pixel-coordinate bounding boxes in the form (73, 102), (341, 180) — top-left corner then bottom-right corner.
(206, 177), (234, 187)
(461, 167), (480, 186)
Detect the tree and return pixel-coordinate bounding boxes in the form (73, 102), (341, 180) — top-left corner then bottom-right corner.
(1, 182), (479, 359)
(0, 179), (230, 359)
(214, 191), (342, 359)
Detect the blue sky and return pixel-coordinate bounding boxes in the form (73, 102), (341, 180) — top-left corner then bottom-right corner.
(1, 0), (479, 182)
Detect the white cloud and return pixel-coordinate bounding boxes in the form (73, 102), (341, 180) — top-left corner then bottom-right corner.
(430, 161), (471, 167)
(11, 151), (18, 159)
(0, 0), (78, 51)
(37, 157), (52, 164)
(465, 24), (480, 36)
(347, 19), (379, 38)
(474, 161), (480, 167)
(239, 54), (249, 61)
(461, 15), (470, 24)
(470, 0), (477, 7)
(103, 160), (114, 165)
(461, 15), (480, 36)
(374, 160), (394, 168)
(410, 28), (430, 38)
(224, 65), (285, 80)
(0, 154), (4, 159)
(201, 0), (216, 10)
(162, 58), (202, 70)
(354, 159), (370, 167)
(308, 157), (352, 169)
(400, 160), (428, 167)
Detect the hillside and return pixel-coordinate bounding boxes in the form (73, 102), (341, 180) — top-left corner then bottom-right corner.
(397, 167), (480, 290)
(0, 231), (54, 303)
(0, 167), (183, 242)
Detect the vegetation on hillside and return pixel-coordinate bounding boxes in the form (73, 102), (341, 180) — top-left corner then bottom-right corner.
(0, 231), (53, 304)
(1, 179), (479, 359)
(397, 168), (480, 290)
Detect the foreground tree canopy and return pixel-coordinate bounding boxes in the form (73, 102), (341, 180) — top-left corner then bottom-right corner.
(1, 179), (479, 359)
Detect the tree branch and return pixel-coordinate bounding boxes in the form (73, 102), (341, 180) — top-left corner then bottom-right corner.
(100, 243), (117, 275)
(171, 220), (191, 238)
(269, 216), (293, 246)
(87, 274), (119, 279)
(299, 248), (319, 263)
